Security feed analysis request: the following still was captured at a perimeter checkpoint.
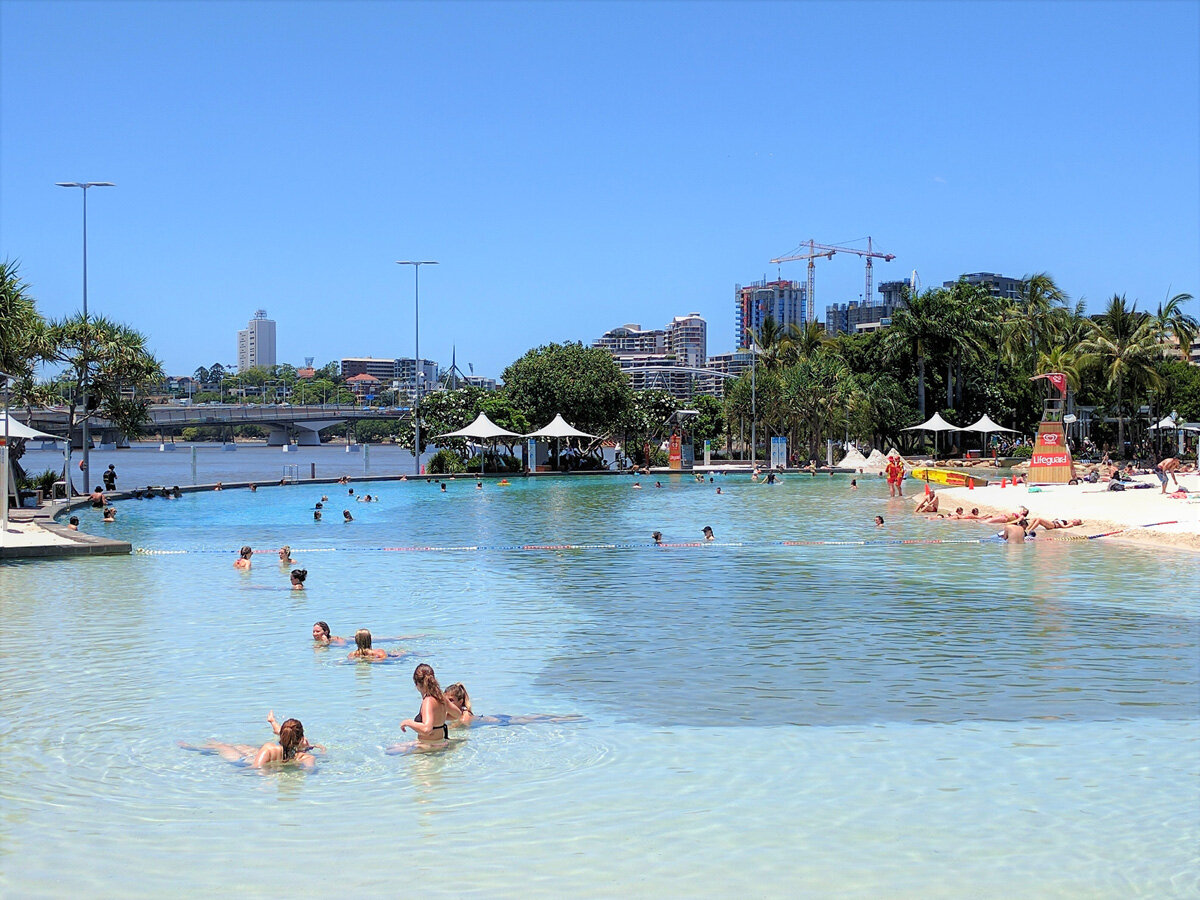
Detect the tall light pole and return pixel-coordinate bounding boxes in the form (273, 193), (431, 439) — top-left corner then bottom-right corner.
(56, 181), (114, 496)
(1, 369), (13, 540)
(396, 260), (437, 475)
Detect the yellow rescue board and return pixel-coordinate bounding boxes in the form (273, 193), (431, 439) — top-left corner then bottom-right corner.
(910, 467), (990, 488)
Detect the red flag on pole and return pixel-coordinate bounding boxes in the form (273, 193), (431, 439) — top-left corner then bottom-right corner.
(1031, 373), (1067, 395)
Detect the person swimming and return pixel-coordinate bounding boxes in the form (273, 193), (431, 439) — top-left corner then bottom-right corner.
(290, 569), (308, 590)
(181, 711), (317, 769)
(343, 510), (353, 522)
(102, 506), (116, 522)
(702, 526), (715, 541)
(442, 683), (586, 729)
(652, 531), (663, 545)
(347, 628), (392, 661)
(278, 546), (295, 565)
(312, 621), (346, 645)
(234, 546), (253, 569)
(874, 515), (884, 527)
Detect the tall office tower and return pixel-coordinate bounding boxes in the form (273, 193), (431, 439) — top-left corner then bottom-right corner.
(735, 280), (806, 349)
(666, 313), (707, 369)
(237, 309), (277, 371)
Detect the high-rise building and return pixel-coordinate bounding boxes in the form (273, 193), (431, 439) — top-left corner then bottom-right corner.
(237, 310), (276, 372)
(943, 272), (1023, 301)
(594, 317), (714, 401)
(593, 324), (667, 356)
(666, 313), (707, 369)
(735, 279), (806, 349)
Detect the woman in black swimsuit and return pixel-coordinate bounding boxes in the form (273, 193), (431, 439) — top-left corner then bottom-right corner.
(396, 663), (453, 749)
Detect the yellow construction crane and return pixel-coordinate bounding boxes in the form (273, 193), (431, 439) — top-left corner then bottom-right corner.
(770, 237), (896, 323)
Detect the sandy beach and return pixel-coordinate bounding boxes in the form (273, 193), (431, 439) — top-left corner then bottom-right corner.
(926, 470), (1200, 551)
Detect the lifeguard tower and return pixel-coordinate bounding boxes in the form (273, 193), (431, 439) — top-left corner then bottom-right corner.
(1027, 373), (1076, 484)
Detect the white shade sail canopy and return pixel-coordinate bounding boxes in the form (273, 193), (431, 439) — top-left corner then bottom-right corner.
(902, 412), (961, 432)
(961, 414), (1019, 433)
(0, 415), (61, 441)
(524, 414), (597, 440)
(436, 413), (521, 440)
(1147, 417), (1178, 430)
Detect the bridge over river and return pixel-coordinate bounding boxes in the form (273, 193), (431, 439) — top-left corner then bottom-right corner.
(17, 404), (412, 448)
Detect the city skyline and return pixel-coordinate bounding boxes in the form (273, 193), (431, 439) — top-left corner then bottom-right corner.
(2, 2), (1196, 379)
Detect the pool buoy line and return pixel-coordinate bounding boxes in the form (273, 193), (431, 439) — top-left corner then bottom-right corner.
(135, 537), (996, 555)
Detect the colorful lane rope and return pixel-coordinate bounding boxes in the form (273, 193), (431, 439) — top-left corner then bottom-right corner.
(136, 538), (997, 555)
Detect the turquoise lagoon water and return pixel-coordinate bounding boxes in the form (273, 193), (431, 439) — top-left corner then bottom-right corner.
(1, 474), (1197, 897)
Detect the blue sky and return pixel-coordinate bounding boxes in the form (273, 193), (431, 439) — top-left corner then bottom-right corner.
(2, 0), (1197, 380)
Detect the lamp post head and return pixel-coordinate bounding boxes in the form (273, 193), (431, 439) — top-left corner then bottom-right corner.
(395, 260), (439, 266)
(56, 182), (115, 189)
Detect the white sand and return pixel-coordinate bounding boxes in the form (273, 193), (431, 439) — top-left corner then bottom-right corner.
(0, 520), (76, 548)
(932, 471), (1200, 551)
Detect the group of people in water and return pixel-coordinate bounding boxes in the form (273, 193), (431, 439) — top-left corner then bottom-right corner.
(186, 654), (582, 768)
(233, 544), (307, 589)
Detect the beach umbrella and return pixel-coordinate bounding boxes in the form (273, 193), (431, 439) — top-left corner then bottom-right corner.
(437, 413), (522, 477)
(961, 413), (1020, 455)
(524, 414), (598, 471)
(901, 412), (962, 456)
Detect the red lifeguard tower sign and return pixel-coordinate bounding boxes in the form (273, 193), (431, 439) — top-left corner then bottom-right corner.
(1028, 372), (1076, 484)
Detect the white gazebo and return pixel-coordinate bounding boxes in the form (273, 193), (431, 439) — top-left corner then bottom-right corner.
(960, 413), (1020, 455)
(524, 414), (598, 471)
(901, 412), (962, 456)
(437, 413), (522, 477)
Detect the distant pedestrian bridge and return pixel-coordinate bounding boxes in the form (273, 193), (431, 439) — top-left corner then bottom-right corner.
(18, 404), (412, 448)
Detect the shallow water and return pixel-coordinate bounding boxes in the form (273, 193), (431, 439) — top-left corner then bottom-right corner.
(1, 473), (1197, 897)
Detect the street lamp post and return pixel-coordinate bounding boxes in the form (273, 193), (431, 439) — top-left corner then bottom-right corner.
(56, 181), (114, 497)
(1, 369), (13, 541)
(396, 260), (438, 475)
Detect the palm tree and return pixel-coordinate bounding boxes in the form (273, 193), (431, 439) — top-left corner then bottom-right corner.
(999, 273), (1069, 369)
(782, 320), (827, 364)
(745, 316), (789, 371)
(0, 260), (52, 400)
(882, 287), (945, 418)
(1077, 295), (1162, 456)
(1152, 292), (1198, 361)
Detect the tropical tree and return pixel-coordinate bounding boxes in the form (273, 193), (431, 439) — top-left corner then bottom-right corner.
(882, 286), (946, 419)
(502, 342), (631, 437)
(1152, 292), (1198, 360)
(1077, 295), (1163, 455)
(0, 260), (53, 404)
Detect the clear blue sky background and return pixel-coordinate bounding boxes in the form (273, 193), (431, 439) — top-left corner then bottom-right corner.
(2, 0), (1197, 380)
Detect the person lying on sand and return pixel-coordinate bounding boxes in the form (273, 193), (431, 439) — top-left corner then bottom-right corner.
(1025, 516), (1083, 532)
(984, 506), (1028, 524)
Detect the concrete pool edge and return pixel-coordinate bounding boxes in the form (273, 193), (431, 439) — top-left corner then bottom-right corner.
(1, 504), (132, 559)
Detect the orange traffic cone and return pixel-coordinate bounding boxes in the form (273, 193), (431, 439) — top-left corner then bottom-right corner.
(925, 483), (931, 495)
(1001, 477), (1008, 488)
(968, 479), (974, 491)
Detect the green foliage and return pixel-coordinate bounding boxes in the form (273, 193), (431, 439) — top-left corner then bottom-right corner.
(426, 448), (465, 474)
(17, 468), (59, 494)
(46, 312), (163, 440)
(0, 260), (53, 406)
(502, 342), (631, 436)
(689, 394), (726, 446)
